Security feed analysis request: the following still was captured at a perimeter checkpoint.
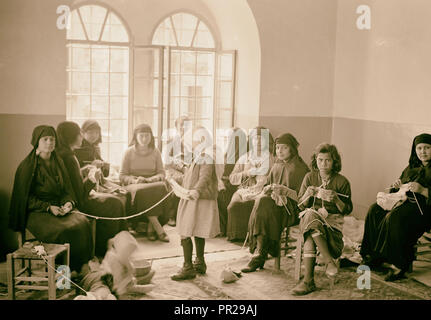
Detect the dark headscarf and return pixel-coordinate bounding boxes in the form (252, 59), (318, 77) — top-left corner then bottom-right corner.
(8, 125), (77, 232)
(31, 125), (57, 148)
(57, 121), (82, 150)
(409, 133), (431, 168)
(129, 124), (155, 149)
(275, 133), (300, 156)
(81, 120), (102, 144)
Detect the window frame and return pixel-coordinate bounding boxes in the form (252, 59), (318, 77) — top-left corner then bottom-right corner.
(66, 3), (132, 168)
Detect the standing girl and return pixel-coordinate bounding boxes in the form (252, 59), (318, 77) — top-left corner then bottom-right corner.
(171, 126), (220, 281)
(291, 143), (353, 296)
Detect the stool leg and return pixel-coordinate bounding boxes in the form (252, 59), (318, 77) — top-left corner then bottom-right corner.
(91, 219), (96, 258)
(7, 254), (15, 300)
(47, 256), (56, 300)
(294, 237), (303, 282)
(275, 255), (281, 270)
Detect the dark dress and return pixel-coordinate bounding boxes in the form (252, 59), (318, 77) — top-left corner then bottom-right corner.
(226, 152), (274, 241)
(74, 139), (109, 177)
(360, 164), (431, 270)
(248, 156), (310, 257)
(298, 170), (353, 259)
(217, 163), (239, 237)
(8, 150), (93, 272)
(58, 147), (127, 258)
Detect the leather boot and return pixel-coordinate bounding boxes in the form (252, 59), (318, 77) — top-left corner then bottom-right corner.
(193, 237), (207, 274)
(291, 279), (316, 296)
(171, 238), (196, 281)
(241, 235), (267, 273)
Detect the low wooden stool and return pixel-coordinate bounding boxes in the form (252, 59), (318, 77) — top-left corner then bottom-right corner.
(7, 243), (70, 300)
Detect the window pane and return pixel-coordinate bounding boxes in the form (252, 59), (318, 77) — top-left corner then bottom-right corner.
(170, 75), (180, 97)
(67, 10), (86, 40)
(109, 143), (128, 170)
(218, 81), (232, 104)
(219, 54), (233, 79)
(110, 97), (128, 119)
(110, 73), (128, 96)
(91, 96), (109, 119)
(110, 120), (128, 143)
(217, 109), (232, 129)
(180, 75), (196, 97)
(197, 52), (215, 76)
(97, 120), (110, 143)
(110, 48), (129, 72)
(172, 13), (197, 47)
(92, 73), (109, 95)
(79, 5), (107, 41)
(180, 51), (196, 74)
(193, 21), (215, 48)
(196, 76), (214, 97)
(181, 97), (195, 115)
(71, 45), (90, 71)
(152, 17), (177, 46)
(196, 97), (213, 118)
(91, 47), (109, 72)
(102, 12), (129, 43)
(171, 51), (181, 74)
(69, 95), (91, 118)
(71, 72), (90, 94)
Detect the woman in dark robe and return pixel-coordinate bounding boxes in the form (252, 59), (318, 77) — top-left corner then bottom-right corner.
(217, 128), (248, 237)
(56, 121), (127, 258)
(241, 133), (310, 272)
(360, 133), (431, 281)
(74, 120), (132, 220)
(226, 127), (275, 241)
(8, 125), (93, 272)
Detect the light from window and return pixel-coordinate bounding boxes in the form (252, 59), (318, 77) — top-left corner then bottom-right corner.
(66, 5), (130, 169)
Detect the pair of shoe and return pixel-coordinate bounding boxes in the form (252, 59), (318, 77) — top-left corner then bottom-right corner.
(241, 256), (265, 273)
(147, 232), (157, 241)
(168, 219), (176, 227)
(193, 258), (207, 274)
(158, 232), (170, 243)
(171, 264), (196, 281)
(291, 279), (316, 296)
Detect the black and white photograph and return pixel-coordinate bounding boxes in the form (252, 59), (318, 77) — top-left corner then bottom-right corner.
(1, 0), (431, 307)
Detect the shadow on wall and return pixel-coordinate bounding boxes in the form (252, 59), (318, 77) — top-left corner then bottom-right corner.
(0, 189), (18, 262)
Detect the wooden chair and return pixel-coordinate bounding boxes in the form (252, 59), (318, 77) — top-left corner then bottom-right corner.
(414, 231), (431, 263)
(7, 242), (70, 300)
(274, 226), (301, 276)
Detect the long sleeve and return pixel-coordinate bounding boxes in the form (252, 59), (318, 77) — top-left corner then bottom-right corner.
(194, 163), (215, 197)
(27, 194), (50, 212)
(120, 149), (137, 185)
(229, 154), (247, 185)
(337, 176), (353, 215)
(298, 173), (312, 209)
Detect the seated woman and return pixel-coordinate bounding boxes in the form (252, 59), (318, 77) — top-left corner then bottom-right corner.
(291, 143), (353, 296)
(360, 133), (431, 281)
(226, 126), (275, 241)
(242, 133), (309, 272)
(74, 120), (131, 218)
(8, 125), (93, 272)
(56, 121), (127, 258)
(120, 124), (169, 242)
(217, 128), (248, 237)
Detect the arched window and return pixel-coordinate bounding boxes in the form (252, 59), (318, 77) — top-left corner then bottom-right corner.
(66, 4), (130, 168)
(149, 12), (235, 145)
